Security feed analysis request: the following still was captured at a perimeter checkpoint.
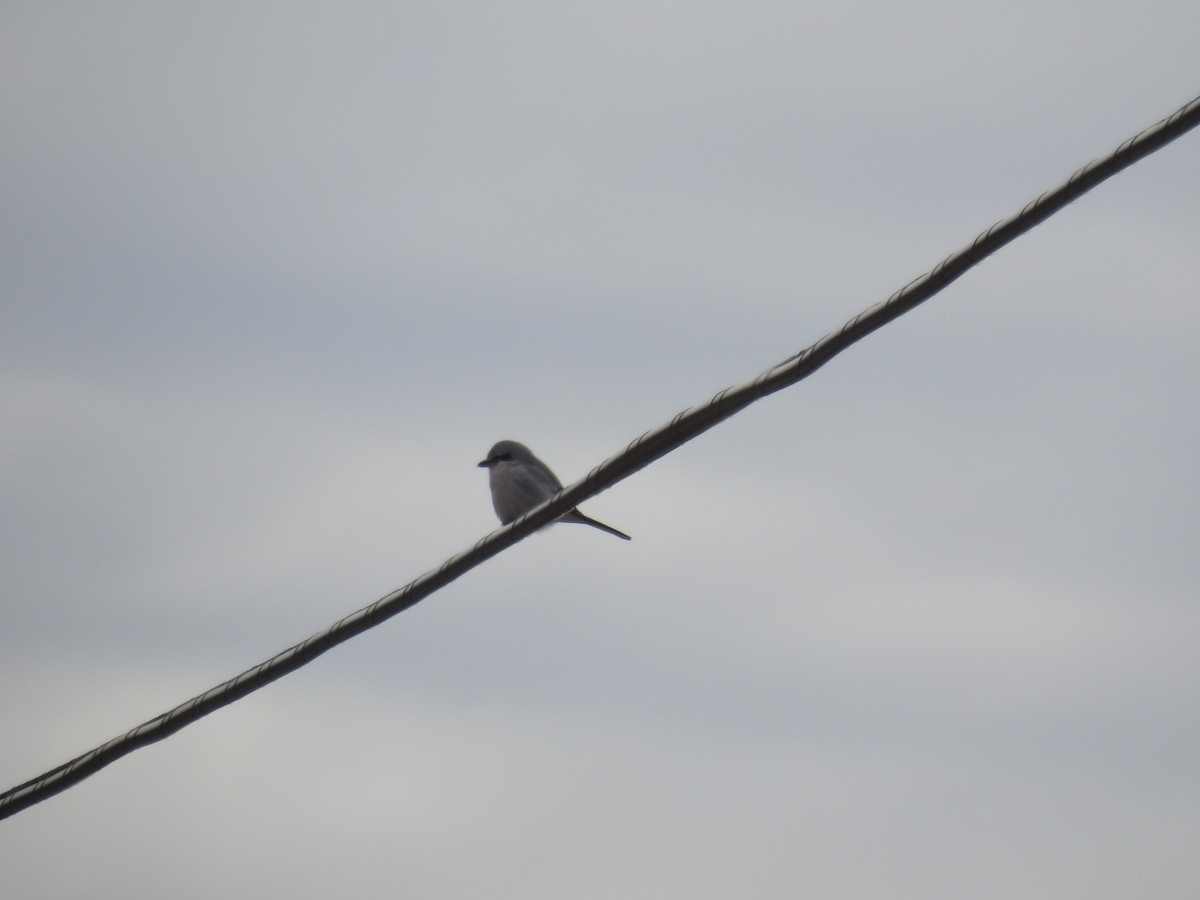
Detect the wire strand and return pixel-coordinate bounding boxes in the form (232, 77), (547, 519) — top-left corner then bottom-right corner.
(3, 91), (1198, 821)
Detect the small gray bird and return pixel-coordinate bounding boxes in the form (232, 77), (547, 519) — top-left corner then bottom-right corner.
(478, 440), (631, 540)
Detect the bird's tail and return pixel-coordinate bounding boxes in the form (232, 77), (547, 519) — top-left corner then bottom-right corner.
(563, 509), (632, 541)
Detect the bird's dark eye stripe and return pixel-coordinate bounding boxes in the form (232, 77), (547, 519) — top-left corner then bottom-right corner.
(495, 452), (513, 462)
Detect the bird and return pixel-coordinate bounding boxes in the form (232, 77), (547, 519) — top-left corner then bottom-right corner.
(478, 440), (631, 540)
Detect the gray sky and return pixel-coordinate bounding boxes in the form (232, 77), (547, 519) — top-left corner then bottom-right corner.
(3, 3), (1199, 898)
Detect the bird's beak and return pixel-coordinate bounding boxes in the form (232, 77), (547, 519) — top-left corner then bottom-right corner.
(477, 459), (490, 468)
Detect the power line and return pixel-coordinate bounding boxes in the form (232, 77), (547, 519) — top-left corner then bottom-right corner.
(3, 91), (1198, 822)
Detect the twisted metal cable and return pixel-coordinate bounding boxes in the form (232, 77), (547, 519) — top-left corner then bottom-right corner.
(3, 92), (1198, 822)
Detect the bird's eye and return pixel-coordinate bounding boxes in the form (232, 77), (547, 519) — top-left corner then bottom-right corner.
(496, 453), (513, 462)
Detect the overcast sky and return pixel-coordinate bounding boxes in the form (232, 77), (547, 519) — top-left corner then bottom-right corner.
(2, 3), (1199, 898)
